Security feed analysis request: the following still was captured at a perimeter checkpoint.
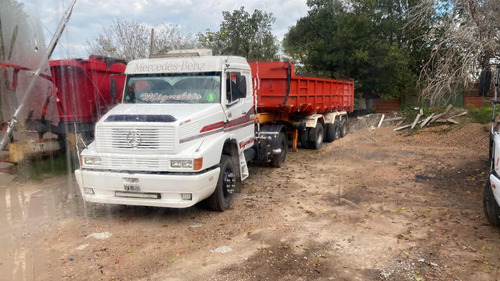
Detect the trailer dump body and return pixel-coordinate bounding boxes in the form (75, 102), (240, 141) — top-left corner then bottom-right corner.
(249, 61), (354, 114)
(49, 55), (127, 124)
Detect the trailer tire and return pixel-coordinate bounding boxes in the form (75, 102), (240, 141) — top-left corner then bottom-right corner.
(307, 123), (324, 149)
(270, 132), (287, 168)
(299, 129), (308, 147)
(339, 118), (348, 138)
(324, 122), (337, 142)
(206, 155), (238, 211)
(484, 178), (500, 226)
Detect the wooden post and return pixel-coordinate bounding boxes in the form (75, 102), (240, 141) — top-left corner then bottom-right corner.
(377, 114), (385, 128)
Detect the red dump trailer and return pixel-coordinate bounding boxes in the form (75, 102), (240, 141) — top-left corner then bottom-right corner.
(1, 55), (126, 161)
(45, 55), (127, 140)
(249, 61), (354, 150)
(250, 61), (354, 114)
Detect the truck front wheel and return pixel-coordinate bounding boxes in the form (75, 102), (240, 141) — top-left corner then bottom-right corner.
(207, 155), (239, 211)
(308, 123), (324, 149)
(484, 178), (500, 226)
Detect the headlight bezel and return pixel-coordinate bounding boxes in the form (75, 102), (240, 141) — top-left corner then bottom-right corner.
(83, 157), (102, 166)
(171, 159), (193, 169)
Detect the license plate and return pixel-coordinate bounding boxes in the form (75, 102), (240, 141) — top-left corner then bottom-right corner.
(123, 178), (140, 192)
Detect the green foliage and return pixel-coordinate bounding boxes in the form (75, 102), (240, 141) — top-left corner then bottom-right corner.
(198, 6), (279, 61)
(14, 154), (77, 182)
(469, 106), (497, 124)
(283, 0), (429, 99)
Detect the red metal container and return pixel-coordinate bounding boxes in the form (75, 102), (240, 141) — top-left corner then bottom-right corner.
(49, 55), (126, 123)
(249, 61), (354, 115)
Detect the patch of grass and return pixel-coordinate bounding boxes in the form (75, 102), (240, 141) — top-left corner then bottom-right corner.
(469, 106), (498, 124)
(14, 153), (79, 182)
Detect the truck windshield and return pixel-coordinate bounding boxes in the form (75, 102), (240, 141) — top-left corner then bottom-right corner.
(123, 72), (221, 104)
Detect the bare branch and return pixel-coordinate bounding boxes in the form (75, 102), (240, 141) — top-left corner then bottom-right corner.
(409, 0), (500, 106)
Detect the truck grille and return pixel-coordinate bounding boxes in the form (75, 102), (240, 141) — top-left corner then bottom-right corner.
(109, 157), (163, 170)
(96, 126), (175, 153)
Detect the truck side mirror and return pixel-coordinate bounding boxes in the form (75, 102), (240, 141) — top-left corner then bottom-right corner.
(236, 76), (246, 98)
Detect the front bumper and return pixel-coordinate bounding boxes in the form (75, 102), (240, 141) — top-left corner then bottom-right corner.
(75, 168), (220, 208)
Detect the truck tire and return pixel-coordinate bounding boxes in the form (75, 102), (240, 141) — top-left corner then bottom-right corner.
(484, 178), (500, 226)
(334, 121), (341, 140)
(339, 118), (348, 138)
(207, 155), (238, 211)
(324, 122), (337, 142)
(307, 123), (324, 149)
(270, 132), (287, 168)
(299, 129), (308, 147)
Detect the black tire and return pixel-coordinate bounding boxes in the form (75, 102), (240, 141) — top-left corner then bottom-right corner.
(324, 122), (337, 142)
(339, 118), (348, 138)
(270, 132), (287, 168)
(307, 123), (324, 150)
(207, 155), (239, 211)
(299, 128), (308, 147)
(334, 121), (341, 140)
(484, 178), (500, 226)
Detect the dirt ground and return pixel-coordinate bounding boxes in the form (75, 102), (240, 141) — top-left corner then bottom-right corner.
(1, 117), (499, 281)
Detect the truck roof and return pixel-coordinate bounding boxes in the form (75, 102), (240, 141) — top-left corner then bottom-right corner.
(126, 56), (250, 75)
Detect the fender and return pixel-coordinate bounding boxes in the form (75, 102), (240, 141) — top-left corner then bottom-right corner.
(324, 111), (348, 124)
(195, 131), (239, 169)
(259, 123), (287, 150)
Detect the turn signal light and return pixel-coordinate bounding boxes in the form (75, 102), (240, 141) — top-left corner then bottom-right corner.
(193, 158), (203, 170)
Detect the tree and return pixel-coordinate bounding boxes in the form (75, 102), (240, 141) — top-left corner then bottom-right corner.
(198, 6), (279, 61)
(284, 0), (430, 100)
(87, 18), (197, 61)
(409, 0), (500, 105)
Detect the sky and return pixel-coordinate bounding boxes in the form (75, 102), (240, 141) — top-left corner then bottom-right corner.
(22, 0), (309, 59)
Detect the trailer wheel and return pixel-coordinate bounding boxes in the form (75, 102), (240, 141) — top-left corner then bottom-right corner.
(270, 132), (287, 168)
(334, 121), (341, 140)
(299, 129), (308, 147)
(484, 178), (500, 226)
(339, 118), (348, 138)
(324, 122), (337, 142)
(307, 123), (324, 149)
(207, 155), (238, 211)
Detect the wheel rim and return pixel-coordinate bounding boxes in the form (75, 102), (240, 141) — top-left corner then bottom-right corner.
(223, 169), (235, 198)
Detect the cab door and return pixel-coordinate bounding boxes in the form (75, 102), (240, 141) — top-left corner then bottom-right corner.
(224, 70), (254, 150)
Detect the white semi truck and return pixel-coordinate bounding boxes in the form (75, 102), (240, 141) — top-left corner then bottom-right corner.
(75, 50), (354, 211)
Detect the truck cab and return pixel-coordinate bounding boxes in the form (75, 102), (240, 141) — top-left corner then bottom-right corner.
(75, 52), (256, 211)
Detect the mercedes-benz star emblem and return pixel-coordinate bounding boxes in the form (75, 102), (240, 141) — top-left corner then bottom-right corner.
(126, 131), (142, 148)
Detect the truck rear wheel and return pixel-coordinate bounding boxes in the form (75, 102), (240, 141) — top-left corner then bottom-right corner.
(299, 129), (308, 147)
(270, 132), (287, 168)
(324, 122), (338, 142)
(484, 178), (500, 226)
(340, 118), (348, 138)
(307, 123), (324, 149)
(207, 155), (238, 211)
